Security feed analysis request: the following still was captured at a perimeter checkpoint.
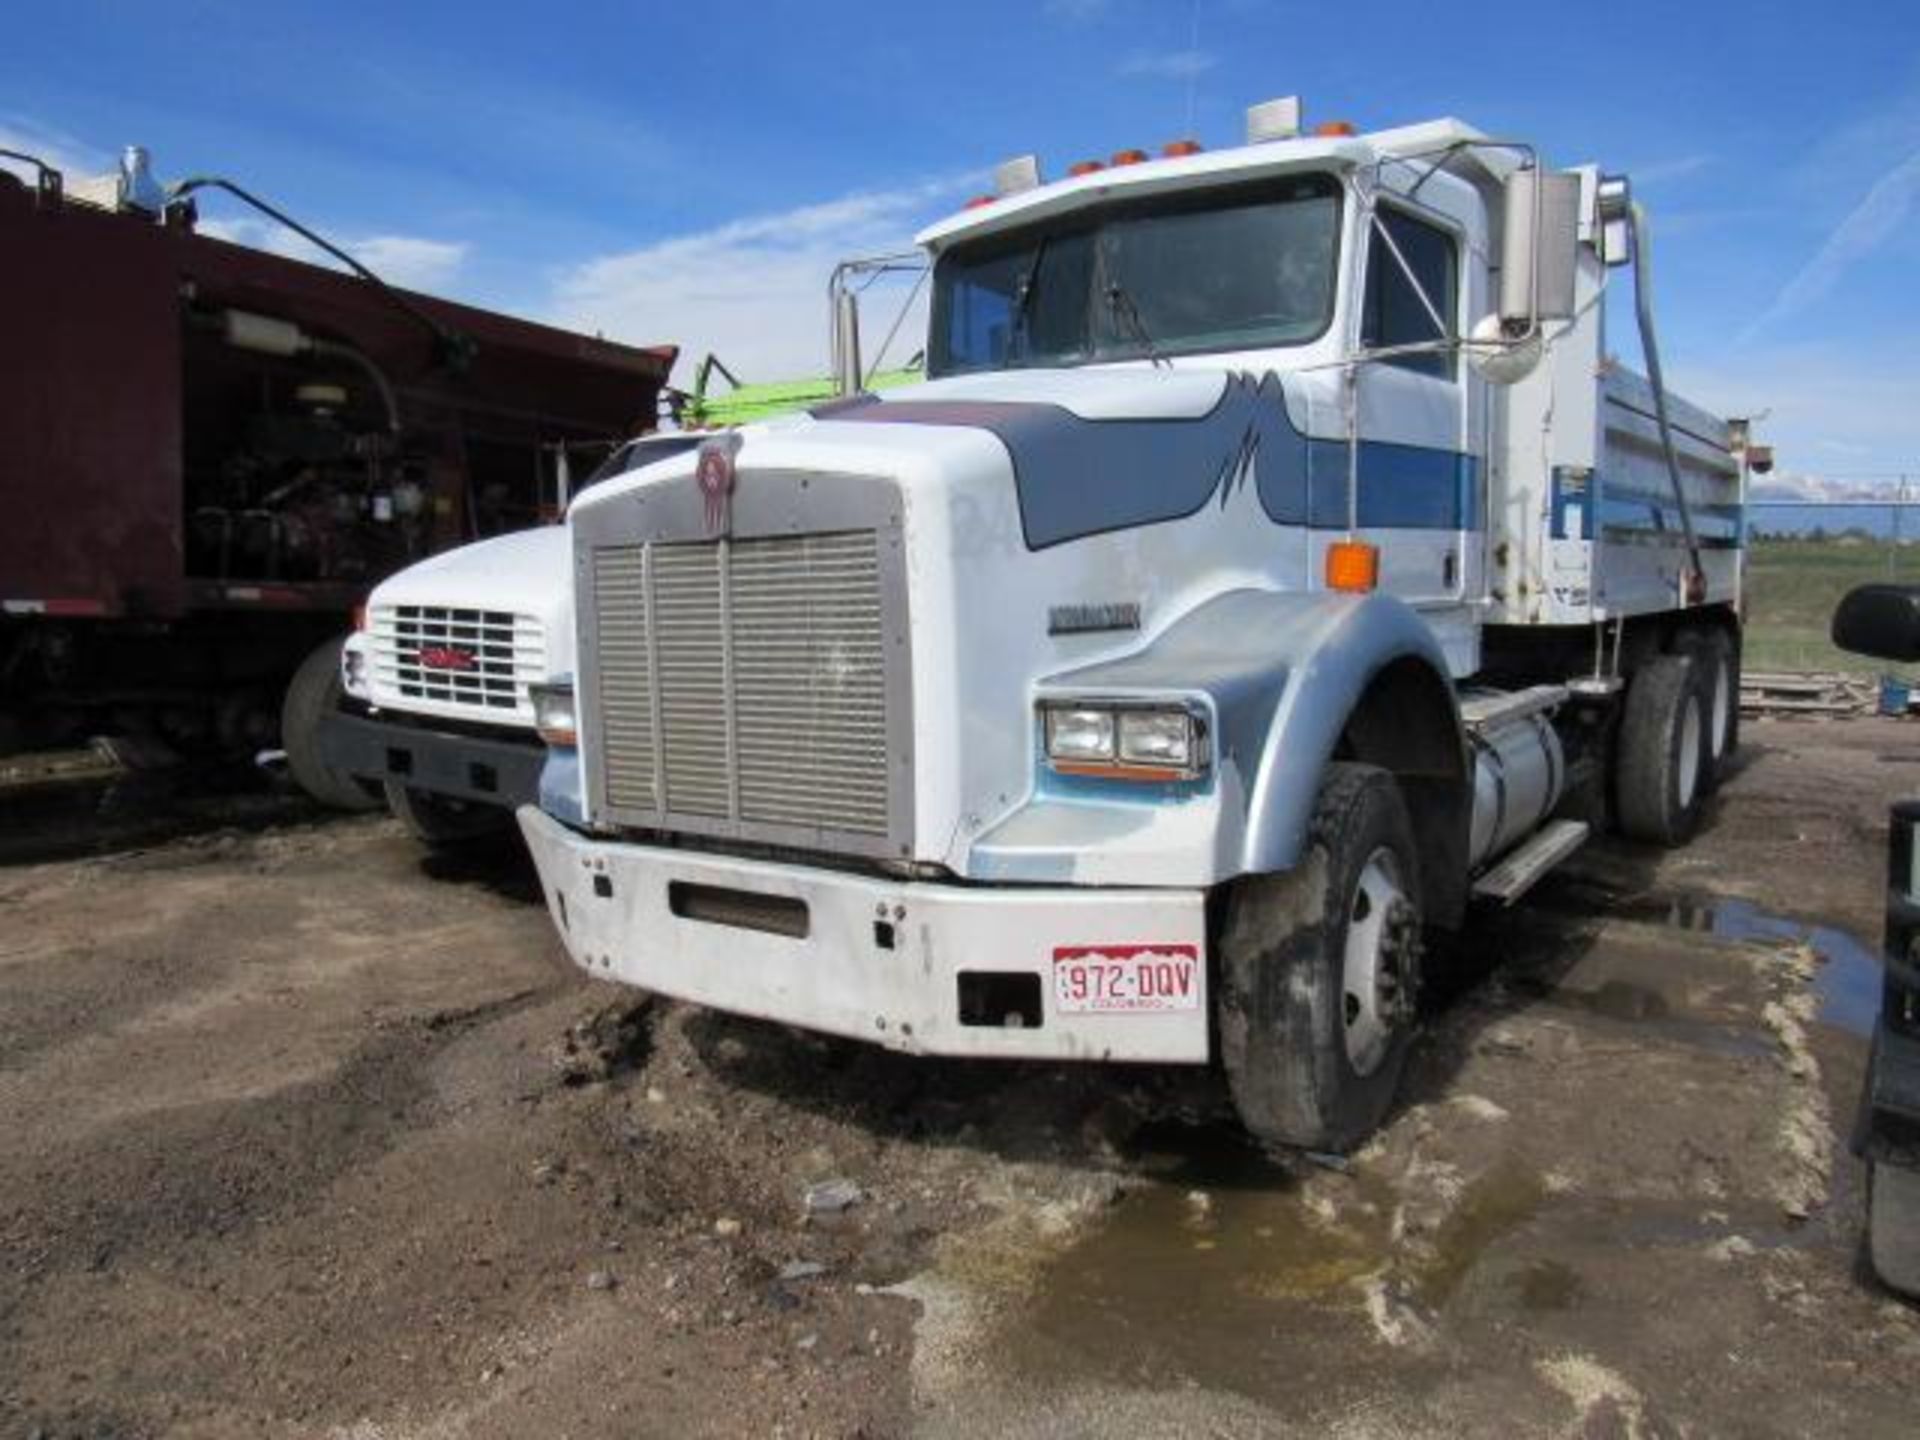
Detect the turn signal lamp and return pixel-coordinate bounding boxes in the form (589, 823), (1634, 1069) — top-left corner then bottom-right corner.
(1326, 540), (1380, 593)
(1068, 159), (1105, 177)
(1111, 148), (1150, 166)
(1314, 120), (1358, 137)
(530, 681), (579, 749)
(1162, 139), (1203, 157)
(351, 603), (367, 631)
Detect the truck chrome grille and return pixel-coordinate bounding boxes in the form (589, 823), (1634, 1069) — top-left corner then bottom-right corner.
(588, 529), (896, 845)
(369, 604), (546, 719)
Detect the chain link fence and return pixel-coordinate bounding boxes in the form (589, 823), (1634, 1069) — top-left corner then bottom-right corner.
(1746, 499), (1920, 675)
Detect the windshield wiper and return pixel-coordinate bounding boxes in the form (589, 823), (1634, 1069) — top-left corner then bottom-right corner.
(1105, 278), (1170, 369)
(1008, 235), (1051, 362)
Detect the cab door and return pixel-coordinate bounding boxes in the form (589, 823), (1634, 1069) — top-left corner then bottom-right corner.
(1349, 193), (1482, 610)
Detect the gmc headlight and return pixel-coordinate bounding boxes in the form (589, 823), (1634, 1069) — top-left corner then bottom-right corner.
(1040, 700), (1208, 781)
(339, 632), (371, 701)
(530, 680), (577, 748)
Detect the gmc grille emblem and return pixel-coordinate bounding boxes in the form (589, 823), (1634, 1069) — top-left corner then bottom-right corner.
(417, 644), (478, 672)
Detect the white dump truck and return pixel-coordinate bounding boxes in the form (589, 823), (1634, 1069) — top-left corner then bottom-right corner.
(518, 100), (1762, 1150)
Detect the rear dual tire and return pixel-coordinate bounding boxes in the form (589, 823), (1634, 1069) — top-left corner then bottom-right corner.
(1615, 651), (1710, 847)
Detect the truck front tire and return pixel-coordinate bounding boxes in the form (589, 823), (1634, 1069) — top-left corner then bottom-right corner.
(1615, 651), (1709, 846)
(1218, 763), (1423, 1154)
(282, 637), (381, 812)
(384, 781), (515, 848)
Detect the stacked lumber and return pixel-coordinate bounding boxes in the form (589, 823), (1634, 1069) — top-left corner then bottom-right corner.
(1740, 670), (1879, 716)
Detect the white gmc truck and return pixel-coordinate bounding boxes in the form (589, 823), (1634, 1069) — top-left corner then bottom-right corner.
(518, 101), (1761, 1151)
(325, 434), (701, 843)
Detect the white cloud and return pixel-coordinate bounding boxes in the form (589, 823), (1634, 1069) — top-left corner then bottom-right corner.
(1627, 153), (1715, 187)
(1742, 145), (1920, 339)
(547, 176), (973, 385)
(0, 114), (108, 186)
(1117, 48), (1218, 80)
(196, 215), (468, 292)
(1671, 339), (1920, 483)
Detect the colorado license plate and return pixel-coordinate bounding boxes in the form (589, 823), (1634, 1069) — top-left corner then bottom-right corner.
(1052, 944), (1201, 1014)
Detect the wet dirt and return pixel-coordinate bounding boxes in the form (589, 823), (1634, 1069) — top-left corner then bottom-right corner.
(4, 717), (1920, 1437)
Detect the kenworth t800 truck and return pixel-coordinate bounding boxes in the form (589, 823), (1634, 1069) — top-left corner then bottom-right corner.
(518, 103), (1761, 1151)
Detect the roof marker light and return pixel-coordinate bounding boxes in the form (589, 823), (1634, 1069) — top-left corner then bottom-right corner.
(1314, 120), (1357, 137)
(964, 194), (997, 209)
(1068, 159), (1105, 177)
(994, 154), (1042, 196)
(1162, 138), (1203, 157)
(1245, 96), (1304, 144)
(1110, 148), (1150, 167)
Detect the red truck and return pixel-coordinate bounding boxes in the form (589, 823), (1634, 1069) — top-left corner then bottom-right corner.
(0, 147), (674, 803)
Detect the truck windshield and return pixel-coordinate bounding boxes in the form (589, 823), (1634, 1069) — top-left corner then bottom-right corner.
(928, 172), (1341, 376)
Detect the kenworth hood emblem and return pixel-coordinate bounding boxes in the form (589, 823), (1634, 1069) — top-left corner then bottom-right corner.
(696, 432), (742, 537)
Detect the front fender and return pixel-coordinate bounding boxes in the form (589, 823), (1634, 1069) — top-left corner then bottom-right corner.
(964, 588), (1457, 887)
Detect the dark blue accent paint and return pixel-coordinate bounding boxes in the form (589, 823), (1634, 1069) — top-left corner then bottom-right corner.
(1596, 483), (1742, 547)
(817, 376), (1479, 550)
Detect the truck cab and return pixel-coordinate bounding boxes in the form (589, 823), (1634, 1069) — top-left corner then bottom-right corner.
(519, 101), (1758, 1151)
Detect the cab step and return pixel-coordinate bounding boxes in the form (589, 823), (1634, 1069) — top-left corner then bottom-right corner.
(1472, 818), (1591, 906)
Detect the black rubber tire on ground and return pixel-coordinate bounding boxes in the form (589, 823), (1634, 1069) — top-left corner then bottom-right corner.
(1614, 651), (1710, 847)
(1680, 627), (1741, 793)
(282, 637), (381, 811)
(383, 780), (515, 848)
(1868, 1159), (1920, 1297)
(1218, 762), (1424, 1154)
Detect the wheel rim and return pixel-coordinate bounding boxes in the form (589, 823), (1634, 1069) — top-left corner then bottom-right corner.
(1342, 847), (1414, 1077)
(1677, 695), (1702, 807)
(1709, 654), (1732, 759)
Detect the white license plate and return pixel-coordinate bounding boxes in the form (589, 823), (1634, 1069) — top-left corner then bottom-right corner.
(1052, 944), (1200, 1014)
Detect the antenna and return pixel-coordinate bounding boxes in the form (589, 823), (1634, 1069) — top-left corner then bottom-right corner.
(1184, 0), (1203, 137)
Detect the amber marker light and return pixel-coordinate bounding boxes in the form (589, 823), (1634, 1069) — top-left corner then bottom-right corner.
(1326, 540), (1381, 593)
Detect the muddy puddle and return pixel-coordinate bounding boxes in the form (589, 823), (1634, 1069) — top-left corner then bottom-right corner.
(1602, 889), (1881, 1036)
(977, 879), (1878, 1404)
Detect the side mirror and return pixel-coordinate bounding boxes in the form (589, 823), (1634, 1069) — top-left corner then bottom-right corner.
(1500, 168), (1582, 325)
(1832, 584), (1920, 663)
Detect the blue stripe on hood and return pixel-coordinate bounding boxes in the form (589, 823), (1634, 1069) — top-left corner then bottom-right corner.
(817, 374), (1476, 549)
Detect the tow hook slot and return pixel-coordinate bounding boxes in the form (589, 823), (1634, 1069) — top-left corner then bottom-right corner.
(668, 881), (810, 939)
(958, 971), (1044, 1029)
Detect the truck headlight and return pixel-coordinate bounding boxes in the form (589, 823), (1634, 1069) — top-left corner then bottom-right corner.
(530, 680), (577, 748)
(340, 633), (371, 701)
(1040, 701), (1208, 782)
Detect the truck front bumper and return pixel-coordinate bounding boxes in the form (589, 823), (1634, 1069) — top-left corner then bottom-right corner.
(517, 806), (1211, 1063)
(320, 707), (545, 810)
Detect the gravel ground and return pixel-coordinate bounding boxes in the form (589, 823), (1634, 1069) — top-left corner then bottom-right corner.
(2, 717), (1917, 1437)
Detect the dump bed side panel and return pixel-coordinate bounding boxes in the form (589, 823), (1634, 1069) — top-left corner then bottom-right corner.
(1590, 368), (1741, 620)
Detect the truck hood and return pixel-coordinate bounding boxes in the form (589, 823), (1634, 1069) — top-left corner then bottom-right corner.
(370, 525), (570, 615)
(862, 366), (1236, 421)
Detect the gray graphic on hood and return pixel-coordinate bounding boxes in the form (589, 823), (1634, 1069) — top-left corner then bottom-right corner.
(816, 373), (1327, 550)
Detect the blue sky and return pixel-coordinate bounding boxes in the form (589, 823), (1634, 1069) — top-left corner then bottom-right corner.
(5, 0), (1916, 487)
